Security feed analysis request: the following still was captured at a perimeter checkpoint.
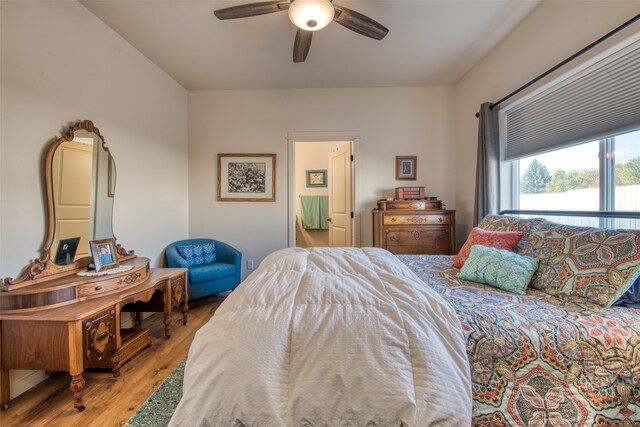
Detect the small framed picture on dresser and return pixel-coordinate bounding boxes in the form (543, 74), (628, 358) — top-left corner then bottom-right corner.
(89, 238), (119, 272)
(396, 156), (417, 180)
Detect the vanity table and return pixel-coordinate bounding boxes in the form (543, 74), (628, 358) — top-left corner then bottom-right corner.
(0, 121), (188, 411)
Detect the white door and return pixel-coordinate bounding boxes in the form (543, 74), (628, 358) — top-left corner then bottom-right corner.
(328, 142), (353, 247)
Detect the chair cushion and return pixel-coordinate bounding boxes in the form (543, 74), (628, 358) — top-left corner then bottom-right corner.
(177, 242), (217, 266)
(188, 262), (236, 284)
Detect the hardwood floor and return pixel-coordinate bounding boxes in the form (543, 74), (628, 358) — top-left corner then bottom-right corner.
(0, 295), (225, 427)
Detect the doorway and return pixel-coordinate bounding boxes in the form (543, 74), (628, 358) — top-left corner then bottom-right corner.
(288, 135), (358, 248)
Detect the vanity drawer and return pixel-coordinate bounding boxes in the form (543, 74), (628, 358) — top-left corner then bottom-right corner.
(84, 308), (117, 366)
(383, 214), (451, 226)
(77, 270), (144, 297)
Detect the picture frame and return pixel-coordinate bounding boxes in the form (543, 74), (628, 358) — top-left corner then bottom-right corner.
(306, 169), (327, 188)
(89, 238), (119, 272)
(395, 155), (417, 180)
(54, 236), (81, 266)
(217, 153), (276, 202)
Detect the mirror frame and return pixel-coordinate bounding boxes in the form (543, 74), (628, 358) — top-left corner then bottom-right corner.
(2, 120), (134, 291)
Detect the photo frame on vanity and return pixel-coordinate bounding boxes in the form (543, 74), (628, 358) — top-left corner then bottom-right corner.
(306, 169), (327, 188)
(217, 153), (276, 202)
(89, 238), (119, 272)
(396, 156), (417, 180)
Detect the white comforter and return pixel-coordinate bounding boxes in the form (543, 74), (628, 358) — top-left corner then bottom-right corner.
(169, 247), (472, 426)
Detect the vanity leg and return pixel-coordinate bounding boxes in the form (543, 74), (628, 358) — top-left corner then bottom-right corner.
(163, 312), (172, 339)
(111, 353), (122, 378)
(70, 374), (86, 412)
(0, 368), (10, 410)
(163, 283), (173, 339)
(135, 312), (144, 325)
(68, 320), (85, 411)
(0, 323), (10, 410)
(182, 300), (189, 325)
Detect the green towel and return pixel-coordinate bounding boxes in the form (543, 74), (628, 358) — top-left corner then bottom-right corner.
(300, 195), (329, 230)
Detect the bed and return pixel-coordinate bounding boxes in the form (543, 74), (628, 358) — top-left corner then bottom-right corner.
(398, 215), (640, 426)
(169, 247), (473, 426)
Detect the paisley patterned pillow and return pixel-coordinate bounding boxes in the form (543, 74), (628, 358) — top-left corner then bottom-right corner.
(518, 222), (640, 307)
(177, 242), (217, 266)
(478, 214), (547, 233)
(453, 227), (523, 268)
(478, 214), (547, 250)
(457, 245), (539, 295)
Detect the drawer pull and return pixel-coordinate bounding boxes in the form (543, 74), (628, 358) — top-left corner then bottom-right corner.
(91, 322), (111, 354)
(390, 217), (397, 222)
(389, 234), (397, 241)
(438, 234), (445, 239)
(437, 217), (443, 223)
(95, 286), (102, 291)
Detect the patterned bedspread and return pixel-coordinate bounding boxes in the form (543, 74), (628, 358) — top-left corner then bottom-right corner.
(398, 254), (640, 427)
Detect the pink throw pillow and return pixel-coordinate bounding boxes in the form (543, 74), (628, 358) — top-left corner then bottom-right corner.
(453, 227), (524, 269)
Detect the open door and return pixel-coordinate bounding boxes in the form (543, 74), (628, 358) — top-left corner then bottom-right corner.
(328, 142), (354, 247)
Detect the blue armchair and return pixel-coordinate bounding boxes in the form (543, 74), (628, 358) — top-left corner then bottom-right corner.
(165, 239), (242, 301)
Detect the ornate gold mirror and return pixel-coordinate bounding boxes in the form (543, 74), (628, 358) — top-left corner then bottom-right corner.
(2, 120), (132, 290)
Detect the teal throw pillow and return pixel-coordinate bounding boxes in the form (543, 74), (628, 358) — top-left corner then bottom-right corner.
(457, 245), (539, 295)
(177, 242), (217, 266)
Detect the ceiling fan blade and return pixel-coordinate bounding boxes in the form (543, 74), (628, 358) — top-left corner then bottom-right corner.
(214, 1), (289, 20)
(293, 29), (313, 63)
(333, 4), (388, 40)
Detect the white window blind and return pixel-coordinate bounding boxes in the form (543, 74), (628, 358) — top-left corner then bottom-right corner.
(502, 38), (640, 160)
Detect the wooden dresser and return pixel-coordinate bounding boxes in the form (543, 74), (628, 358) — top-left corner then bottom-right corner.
(372, 199), (456, 255)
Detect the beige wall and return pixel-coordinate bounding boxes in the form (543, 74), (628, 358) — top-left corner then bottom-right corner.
(454, 1), (640, 247)
(188, 87), (456, 275)
(0, 1), (189, 398)
(294, 141), (346, 247)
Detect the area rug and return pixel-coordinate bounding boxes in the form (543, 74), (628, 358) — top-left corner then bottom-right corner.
(125, 359), (185, 427)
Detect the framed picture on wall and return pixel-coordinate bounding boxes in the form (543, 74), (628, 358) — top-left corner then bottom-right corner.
(217, 153), (276, 201)
(395, 156), (417, 180)
(89, 238), (119, 272)
(306, 169), (327, 188)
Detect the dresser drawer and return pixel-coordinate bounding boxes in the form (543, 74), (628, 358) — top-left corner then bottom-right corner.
(381, 200), (442, 210)
(385, 228), (451, 255)
(383, 214), (451, 226)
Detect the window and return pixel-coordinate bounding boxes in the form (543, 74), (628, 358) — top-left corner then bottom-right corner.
(499, 33), (640, 228)
(513, 129), (640, 228)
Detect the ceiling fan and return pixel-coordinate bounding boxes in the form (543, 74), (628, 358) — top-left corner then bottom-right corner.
(213, 0), (389, 63)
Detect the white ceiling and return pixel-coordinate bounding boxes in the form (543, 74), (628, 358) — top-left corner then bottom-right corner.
(80, 0), (540, 90)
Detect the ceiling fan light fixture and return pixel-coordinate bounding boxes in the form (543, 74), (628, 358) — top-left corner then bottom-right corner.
(288, 0), (334, 31)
